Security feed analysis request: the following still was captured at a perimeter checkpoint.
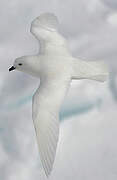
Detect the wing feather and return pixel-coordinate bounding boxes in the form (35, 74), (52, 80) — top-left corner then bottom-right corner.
(32, 81), (68, 176)
(30, 13), (69, 56)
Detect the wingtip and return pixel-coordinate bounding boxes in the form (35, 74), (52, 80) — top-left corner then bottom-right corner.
(31, 12), (59, 32)
(43, 164), (52, 178)
(45, 171), (51, 178)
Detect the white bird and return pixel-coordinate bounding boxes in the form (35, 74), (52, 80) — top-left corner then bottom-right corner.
(9, 13), (109, 177)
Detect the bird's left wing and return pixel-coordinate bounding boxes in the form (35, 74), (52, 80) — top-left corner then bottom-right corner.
(31, 13), (59, 33)
(30, 13), (69, 56)
(32, 81), (69, 176)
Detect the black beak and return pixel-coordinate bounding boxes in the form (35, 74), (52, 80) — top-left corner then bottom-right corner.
(9, 66), (16, 71)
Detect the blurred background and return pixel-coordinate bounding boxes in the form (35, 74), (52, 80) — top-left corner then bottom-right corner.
(0, 0), (117, 179)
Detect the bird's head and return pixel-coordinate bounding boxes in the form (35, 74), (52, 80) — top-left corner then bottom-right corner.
(9, 56), (40, 78)
(9, 57), (24, 72)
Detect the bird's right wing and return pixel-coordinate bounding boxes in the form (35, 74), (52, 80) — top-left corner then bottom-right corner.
(72, 59), (109, 82)
(32, 80), (69, 176)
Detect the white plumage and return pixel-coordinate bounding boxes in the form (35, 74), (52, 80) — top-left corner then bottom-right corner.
(9, 13), (109, 177)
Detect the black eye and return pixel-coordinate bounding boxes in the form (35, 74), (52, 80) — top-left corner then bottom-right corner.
(18, 63), (22, 66)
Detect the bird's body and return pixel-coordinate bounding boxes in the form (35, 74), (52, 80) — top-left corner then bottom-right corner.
(9, 13), (109, 177)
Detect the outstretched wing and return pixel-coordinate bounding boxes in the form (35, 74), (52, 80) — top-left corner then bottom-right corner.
(30, 13), (69, 55)
(32, 81), (69, 176)
(31, 13), (59, 32)
(72, 58), (109, 82)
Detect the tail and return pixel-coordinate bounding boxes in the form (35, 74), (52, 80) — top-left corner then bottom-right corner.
(72, 59), (109, 82)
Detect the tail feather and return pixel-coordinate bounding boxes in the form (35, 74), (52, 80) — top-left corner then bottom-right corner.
(72, 59), (109, 82)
